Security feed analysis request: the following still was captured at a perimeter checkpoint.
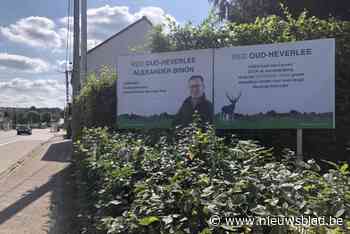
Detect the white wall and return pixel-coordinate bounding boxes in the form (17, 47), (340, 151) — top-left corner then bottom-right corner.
(86, 19), (153, 80)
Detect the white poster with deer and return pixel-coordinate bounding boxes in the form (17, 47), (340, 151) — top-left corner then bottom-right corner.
(214, 39), (335, 129)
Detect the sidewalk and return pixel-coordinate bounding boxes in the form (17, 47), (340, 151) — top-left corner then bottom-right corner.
(0, 136), (74, 234)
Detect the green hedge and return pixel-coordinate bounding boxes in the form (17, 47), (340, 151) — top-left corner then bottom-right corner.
(74, 122), (350, 234)
(75, 66), (117, 132)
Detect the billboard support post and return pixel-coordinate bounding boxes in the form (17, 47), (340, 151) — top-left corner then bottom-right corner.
(297, 128), (303, 162)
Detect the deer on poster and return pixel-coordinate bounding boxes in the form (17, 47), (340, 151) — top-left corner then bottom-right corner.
(222, 91), (242, 120)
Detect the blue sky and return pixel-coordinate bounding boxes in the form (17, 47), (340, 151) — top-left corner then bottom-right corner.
(0, 0), (212, 108)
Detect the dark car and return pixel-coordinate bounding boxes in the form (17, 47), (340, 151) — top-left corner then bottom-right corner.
(17, 126), (32, 135)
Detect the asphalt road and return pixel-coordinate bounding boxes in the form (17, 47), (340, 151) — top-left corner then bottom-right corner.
(0, 129), (56, 175)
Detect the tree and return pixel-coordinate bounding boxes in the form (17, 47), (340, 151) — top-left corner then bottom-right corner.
(209, 0), (280, 22)
(209, 0), (350, 22)
(12, 111), (17, 127)
(26, 111), (40, 124)
(284, 0), (350, 20)
(3, 111), (9, 119)
(16, 112), (26, 124)
(40, 112), (51, 123)
(209, 0), (281, 22)
(208, 0), (230, 20)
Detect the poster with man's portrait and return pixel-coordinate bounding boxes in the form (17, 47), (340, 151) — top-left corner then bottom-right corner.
(117, 49), (213, 129)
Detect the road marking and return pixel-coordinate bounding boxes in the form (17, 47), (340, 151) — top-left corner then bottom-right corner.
(0, 139), (20, 147)
(0, 134), (16, 141)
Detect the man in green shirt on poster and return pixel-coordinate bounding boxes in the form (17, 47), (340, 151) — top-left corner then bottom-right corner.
(173, 75), (213, 127)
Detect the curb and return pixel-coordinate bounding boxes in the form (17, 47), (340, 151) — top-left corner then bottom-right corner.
(0, 134), (64, 179)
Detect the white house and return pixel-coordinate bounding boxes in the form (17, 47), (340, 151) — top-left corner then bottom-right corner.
(87, 16), (153, 77)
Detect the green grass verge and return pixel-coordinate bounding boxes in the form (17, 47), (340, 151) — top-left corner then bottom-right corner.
(118, 118), (173, 129)
(118, 116), (334, 129)
(215, 117), (334, 129)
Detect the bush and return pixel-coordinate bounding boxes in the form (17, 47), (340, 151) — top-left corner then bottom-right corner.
(74, 121), (350, 234)
(75, 66), (117, 131)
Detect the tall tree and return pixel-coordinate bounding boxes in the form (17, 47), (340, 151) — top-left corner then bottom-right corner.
(208, 0), (230, 20)
(16, 112), (26, 124)
(285, 0), (350, 20)
(26, 111), (40, 124)
(209, 0), (280, 22)
(40, 112), (51, 123)
(209, 0), (350, 22)
(3, 111), (9, 118)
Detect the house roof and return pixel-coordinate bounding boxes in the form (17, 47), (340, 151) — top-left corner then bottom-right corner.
(87, 16), (153, 54)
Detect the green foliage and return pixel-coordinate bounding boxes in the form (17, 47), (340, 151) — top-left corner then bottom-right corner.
(40, 112), (51, 123)
(1, 107), (61, 126)
(210, 0), (350, 22)
(75, 66), (117, 130)
(147, 25), (174, 53)
(209, 0), (281, 23)
(74, 122), (350, 234)
(25, 110), (40, 123)
(16, 112), (26, 124)
(150, 9), (350, 51)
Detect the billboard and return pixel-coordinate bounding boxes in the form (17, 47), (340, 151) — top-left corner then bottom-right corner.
(117, 49), (213, 128)
(117, 39), (335, 129)
(214, 39), (335, 129)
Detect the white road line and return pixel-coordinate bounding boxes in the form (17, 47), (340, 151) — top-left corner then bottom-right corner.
(0, 139), (20, 147)
(0, 136), (17, 141)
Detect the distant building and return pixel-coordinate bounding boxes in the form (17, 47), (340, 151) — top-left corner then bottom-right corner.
(86, 16), (153, 81)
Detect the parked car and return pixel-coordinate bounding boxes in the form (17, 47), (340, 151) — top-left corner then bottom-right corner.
(17, 126), (32, 135)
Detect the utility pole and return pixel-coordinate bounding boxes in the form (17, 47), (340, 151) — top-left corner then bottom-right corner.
(72, 0), (80, 97)
(81, 0), (87, 84)
(71, 0), (80, 139)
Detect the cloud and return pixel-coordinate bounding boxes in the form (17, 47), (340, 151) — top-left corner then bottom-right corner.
(0, 53), (50, 73)
(0, 16), (62, 48)
(87, 39), (101, 50)
(1, 5), (176, 51)
(0, 78), (66, 108)
(87, 5), (175, 42)
(59, 5), (176, 50)
(86, 5), (135, 41)
(135, 6), (176, 26)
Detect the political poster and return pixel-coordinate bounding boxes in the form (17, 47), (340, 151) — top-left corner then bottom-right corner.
(117, 49), (213, 128)
(214, 38), (335, 129)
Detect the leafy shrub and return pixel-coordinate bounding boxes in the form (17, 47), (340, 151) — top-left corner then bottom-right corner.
(75, 66), (117, 132)
(74, 120), (350, 234)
